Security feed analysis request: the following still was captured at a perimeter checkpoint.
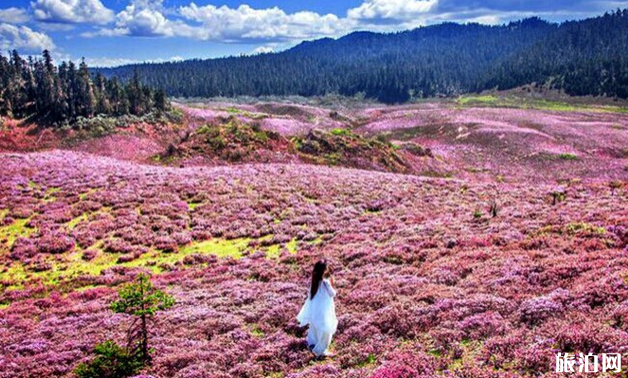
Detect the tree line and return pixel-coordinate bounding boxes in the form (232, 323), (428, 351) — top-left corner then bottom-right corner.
(100, 10), (628, 103)
(0, 50), (168, 126)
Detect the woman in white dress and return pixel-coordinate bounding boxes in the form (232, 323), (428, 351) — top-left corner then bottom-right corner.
(297, 259), (338, 357)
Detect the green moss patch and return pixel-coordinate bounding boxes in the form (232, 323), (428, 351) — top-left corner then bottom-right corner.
(44, 187), (61, 202)
(457, 94), (628, 113)
(179, 238), (251, 259)
(187, 202), (203, 210)
(557, 153), (578, 161)
(67, 213), (88, 230)
(0, 218), (37, 250)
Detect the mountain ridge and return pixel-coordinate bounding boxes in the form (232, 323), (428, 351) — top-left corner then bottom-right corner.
(99, 10), (628, 103)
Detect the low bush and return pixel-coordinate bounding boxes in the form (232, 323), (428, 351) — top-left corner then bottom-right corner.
(74, 340), (143, 378)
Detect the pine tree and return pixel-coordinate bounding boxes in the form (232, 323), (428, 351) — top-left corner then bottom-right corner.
(110, 274), (175, 364)
(77, 59), (95, 118)
(0, 51), (169, 126)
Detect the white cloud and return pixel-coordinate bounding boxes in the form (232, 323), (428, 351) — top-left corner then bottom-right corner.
(347, 0), (438, 25)
(0, 23), (55, 53)
(177, 3), (348, 42)
(91, 1), (350, 41)
(0, 7), (30, 24)
(82, 55), (186, 67)
(86, 0), (195, 38)
(83, 0), (445, 43)
(78, 0), (617, 46)
(32, 0), (114, 24)
(168, 0), (441, 42)
(252, 46), (274, 54)
(115, 0), (172, 36)
(468, 14), (502, 24)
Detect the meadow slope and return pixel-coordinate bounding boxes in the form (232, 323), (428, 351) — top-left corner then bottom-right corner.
(1, 99), (628, 377)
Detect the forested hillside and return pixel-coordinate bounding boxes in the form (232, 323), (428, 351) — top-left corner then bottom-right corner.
(100, 10), (628, 103)
(0, 51), (168, 126)
(481, 10), (628, 97)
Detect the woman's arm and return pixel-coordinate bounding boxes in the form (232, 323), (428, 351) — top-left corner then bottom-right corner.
(324, 279), (337, 297)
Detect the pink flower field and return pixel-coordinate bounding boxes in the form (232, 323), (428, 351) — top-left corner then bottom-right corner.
(1, 100), (628, 378)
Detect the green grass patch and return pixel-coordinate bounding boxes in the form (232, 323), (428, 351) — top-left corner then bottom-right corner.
(178, 238), (251, 259)
(457, 95), (628, 113)
(330, 128), (352, 136)
(354, 353), (377, 368)
(0, 218), (36, 249)
(309, 236), (323, 245)
(67, 213), (88, 230)
(0, 238), (254, 290)
(537, 222), (606, 237)
(565, 222), (606, 236)
(74, 284), (100, 292)
(224, 107), (241, 114)
(187, 202), (202, 210)
(265, 244), (281, 259)
(538, 152), (579, 161)
(44, 187), (60, 199)
(557, 153), (578, 161)
(264, 373), (284, 378)
(249, 324), (265, 338)
(532, 100), (582, 112)
(286, 238), (298, 254)
(1, 234), (302, 295)
(79, 188), (99, 200)
(457, 95), (499, 106)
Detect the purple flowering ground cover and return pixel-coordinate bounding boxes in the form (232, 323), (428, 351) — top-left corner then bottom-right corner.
(1, 100), (628, 377)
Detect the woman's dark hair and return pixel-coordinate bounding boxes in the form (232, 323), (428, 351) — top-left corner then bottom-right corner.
(310, 259), (327, 299)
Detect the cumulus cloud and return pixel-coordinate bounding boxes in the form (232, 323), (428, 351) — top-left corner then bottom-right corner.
(177, 3), (347, 42)
(252, 46), (275, 54)
(0, 7), (30, 24)
(85, 0), (194, 37)
(89, 1), (349, 41)
(347, 0), (438, 24)
(115, 0), (172, 36)
(0, 23), (55, 53)
(76, 0), (628, 45)
(32, 0), (114, 24)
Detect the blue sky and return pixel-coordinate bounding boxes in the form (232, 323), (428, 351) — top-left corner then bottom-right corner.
(1, 0), (627, 67)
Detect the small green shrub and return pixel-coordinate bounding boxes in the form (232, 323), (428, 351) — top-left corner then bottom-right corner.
(74, 340), (143, 378)
(331, 128), (351, 136)
(110, 274), (175, 364)
(167, 108), (184, 123)
(254, 131), (269, 143)
(564, 222), (606, 236)
(557, 153), (578, 160)
(550, 189), (567, 205)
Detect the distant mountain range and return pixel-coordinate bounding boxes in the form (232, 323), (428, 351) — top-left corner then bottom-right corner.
(100, 9), (628, 103)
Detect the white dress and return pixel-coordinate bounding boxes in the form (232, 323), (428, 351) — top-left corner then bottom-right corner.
(297, 278), (338, 356)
